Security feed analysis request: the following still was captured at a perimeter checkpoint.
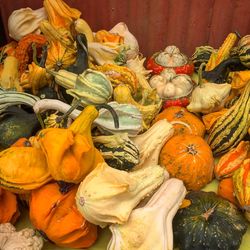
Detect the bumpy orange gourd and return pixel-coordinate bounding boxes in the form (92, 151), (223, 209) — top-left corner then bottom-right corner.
(0, 137), (52, 193)
(29, 182), (97, 248)
(0, 188), (19, 224)
(159, 134), (214, 190)
(217, 177), (238, 205)
(153, 106), (206, 137)
(37, 105), (104, 183)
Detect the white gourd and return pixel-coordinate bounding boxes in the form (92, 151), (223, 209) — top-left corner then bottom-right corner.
(108, 178), (186, 250)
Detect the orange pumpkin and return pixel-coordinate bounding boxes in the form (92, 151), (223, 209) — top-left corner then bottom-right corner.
(29, 182), (97, 248)
(153, 106), (205, 137)
(217, 177), (238, 205)
(159, 134), (214, 190)
(0, 187), (20, 224)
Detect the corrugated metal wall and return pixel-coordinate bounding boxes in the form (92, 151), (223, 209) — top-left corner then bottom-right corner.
(0, 0), (249, 57)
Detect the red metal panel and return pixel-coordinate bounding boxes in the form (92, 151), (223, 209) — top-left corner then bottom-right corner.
(0, 0), (250, 57)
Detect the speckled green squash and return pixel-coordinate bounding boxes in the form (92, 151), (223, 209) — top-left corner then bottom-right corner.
(173, 191), (248, 250)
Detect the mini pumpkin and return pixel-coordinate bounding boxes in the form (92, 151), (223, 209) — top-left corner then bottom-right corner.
(159, 134), (214, 190)
(153, 106), (206, 137)
(29, 182), (97, 248)
(0, 188), (19, 224)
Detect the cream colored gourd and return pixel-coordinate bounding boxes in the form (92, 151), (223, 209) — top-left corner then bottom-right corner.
(109, 22), (139, 60)
(108, 178), (186, 250)
(0, 223), (43, 250)
(187, 64), (231, 114)
(131, 119), (174, 169)
(149, 69), (193, 99)
(8, 7), (47, 41)
(0, 56), (22, 91)
(75, 162), (166, 228)
(126, 56), (152, 90)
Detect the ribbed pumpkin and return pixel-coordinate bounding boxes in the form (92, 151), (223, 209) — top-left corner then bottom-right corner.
(159, 134), (214, 190)
(217, 177), (238, 205)
(153, 106), (205, 137)
(29, 182), (97, 248)
(0, 188), (19, 224)
(173, 191), (248, 250)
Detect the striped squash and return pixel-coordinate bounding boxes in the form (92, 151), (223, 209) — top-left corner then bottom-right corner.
(207, 81), (250, 156)
(238, 35), (250, 68)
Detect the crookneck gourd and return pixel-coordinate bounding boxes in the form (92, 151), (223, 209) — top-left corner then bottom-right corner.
(75, 162), (166, 228)
(108, 178), (186, 250)
(173, 191), (248, 250)
(29, 182), (97, 248)
(93, 133), (140, 171)
(131, 119), (174, 169)
(207, 81), (250, 156)
(0, 188), (19, 224)
(0, 223), (44, 250)
(113, 84), (162, 130)
(160, 134), (214, 191)
(36, 104), (120, 186)
(0, 137), (52, 193)
(47, 68), (113, 106)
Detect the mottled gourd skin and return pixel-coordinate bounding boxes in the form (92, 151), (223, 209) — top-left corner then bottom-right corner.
(173, 191), (248, 250)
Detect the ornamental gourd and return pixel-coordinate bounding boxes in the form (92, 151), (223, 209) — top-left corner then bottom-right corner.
(0, 223), (44, 250)
(29, 182), (97, 248)
(160, 134), (214, 190)
(173, 191), (248, 250)
(153, 106), (206, 137)
(47, 68), (113, 106)
(108, 178), (186, 250)
(238, 35), (250, 68)
(0, 188), (19, 224)
(36, 105), (105, 185)
(75, 162), (165, 228)
(0, 137), (52, 193)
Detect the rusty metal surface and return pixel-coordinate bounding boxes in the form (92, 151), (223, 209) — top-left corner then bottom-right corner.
(0, 0), (249, 57)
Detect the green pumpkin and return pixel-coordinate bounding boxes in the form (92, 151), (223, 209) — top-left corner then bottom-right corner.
(173, 191), (248, 250)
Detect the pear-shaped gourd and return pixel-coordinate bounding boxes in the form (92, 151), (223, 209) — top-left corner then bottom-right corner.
(131, 119), (174, 169)
(48, 68), (113, 106)
(75, 162), (166, 228)
(108, 178), (186, 250)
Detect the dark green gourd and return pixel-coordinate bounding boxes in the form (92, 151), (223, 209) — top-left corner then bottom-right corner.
(0, 106), (41, 149)
(173, 191), (248, 250)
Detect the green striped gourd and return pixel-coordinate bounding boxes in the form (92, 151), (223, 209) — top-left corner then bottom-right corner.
(207, 81), (250, 156)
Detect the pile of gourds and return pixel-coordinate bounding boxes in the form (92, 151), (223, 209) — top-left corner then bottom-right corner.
(0, 0), (250, 249)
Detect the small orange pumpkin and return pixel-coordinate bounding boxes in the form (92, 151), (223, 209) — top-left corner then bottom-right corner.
(0, 187), (20, 224)
(153, 106), (205, 137)
(217, 177), (238, 205)
(29, 182), (97, 248)
(159, 134), (214, 190)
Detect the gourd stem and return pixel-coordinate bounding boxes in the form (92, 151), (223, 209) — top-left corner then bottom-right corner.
(96, 104), (119, 128)
(32, 43), (39, 65)
(36, 113), (45, 129)
(56, 99), (82, 124)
